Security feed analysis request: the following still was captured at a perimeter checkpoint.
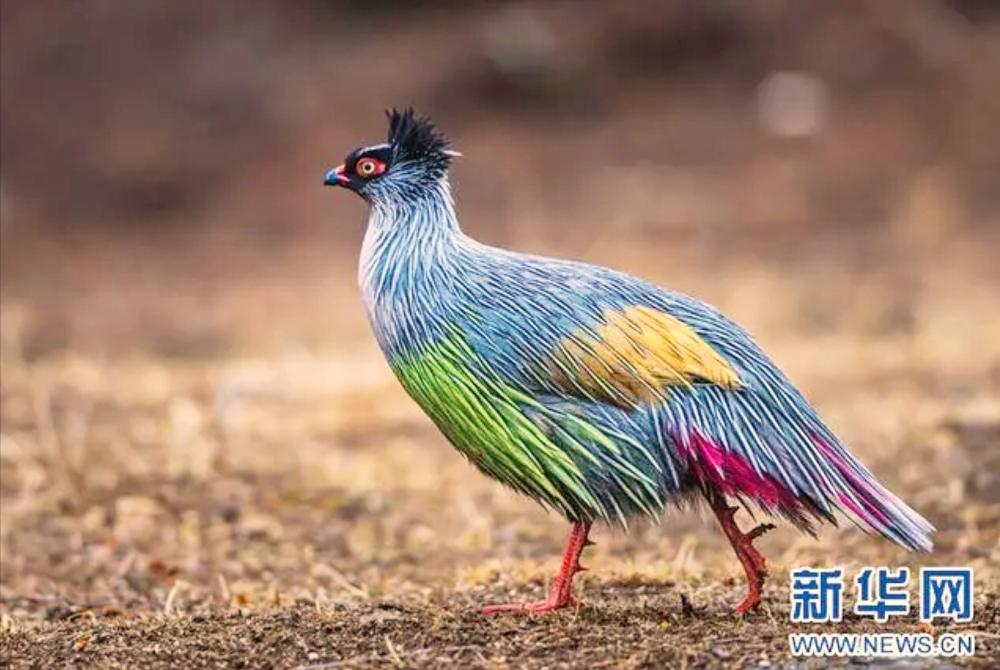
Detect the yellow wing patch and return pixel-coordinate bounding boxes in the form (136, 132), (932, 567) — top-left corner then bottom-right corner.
(547, 305), (743, 407)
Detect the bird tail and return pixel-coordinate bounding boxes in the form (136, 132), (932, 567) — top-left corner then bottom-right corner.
(809, 430), (935, 552)
(665, 387), (935, 552)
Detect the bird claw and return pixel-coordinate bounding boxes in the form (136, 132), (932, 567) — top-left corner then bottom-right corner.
(482, 594), (581, 616)
(745, 522), (777, 542)
(704, 490), (776, 618)
(482, 522), (590, 617)
(733, 592), (762, 618)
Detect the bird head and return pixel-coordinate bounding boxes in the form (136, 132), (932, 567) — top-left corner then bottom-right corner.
(324, 108), (460, 204)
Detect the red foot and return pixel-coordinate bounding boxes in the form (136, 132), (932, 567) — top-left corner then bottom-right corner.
(482, 593), (580, 615)
(705, 489), (776, 617)
(483, 521), (592, 616)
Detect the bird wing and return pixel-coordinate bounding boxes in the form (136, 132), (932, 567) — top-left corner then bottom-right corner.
(539, 303), (746, 409)
(455, 259), (933, 550)
(454, 251), (753, 409)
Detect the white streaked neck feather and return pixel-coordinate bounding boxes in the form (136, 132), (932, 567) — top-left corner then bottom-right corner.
(359, 177), (462, 311)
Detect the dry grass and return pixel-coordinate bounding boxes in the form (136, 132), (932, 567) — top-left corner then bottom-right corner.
(1, 241), (999, 669)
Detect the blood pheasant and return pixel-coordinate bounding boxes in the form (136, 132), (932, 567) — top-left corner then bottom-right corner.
(323, 108), (934, 616)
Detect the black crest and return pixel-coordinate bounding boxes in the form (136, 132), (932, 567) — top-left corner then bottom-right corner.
(386, 108), (454, 168)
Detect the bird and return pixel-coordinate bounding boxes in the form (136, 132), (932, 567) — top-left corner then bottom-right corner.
(323, 108), (934, 617)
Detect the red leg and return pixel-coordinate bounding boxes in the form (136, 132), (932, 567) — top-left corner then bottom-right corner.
(483, 521), (593, 615)
(705, 488), (776, 617)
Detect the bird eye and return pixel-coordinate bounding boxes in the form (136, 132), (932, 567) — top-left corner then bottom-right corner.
(355, 158), (386, 179)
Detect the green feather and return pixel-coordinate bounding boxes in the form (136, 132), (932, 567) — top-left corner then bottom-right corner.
(390, 330), (664, 523)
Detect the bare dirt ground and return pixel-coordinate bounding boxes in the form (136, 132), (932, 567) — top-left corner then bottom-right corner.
(1, 236), (999, 669)
(3, 1), (1000, 667)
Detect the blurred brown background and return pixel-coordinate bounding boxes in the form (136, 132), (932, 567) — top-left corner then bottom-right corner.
(1, 3), (999, 667)
(2, 0), (998, 359)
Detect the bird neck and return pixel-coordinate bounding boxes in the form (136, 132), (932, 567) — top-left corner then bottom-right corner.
(359, 177), (465, 306)
(369, 176), (460, 238)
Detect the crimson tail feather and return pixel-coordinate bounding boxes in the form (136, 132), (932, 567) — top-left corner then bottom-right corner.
(666, 387), (934, 553)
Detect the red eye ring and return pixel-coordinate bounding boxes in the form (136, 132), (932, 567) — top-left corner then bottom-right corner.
(356, 157), (386, 178)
